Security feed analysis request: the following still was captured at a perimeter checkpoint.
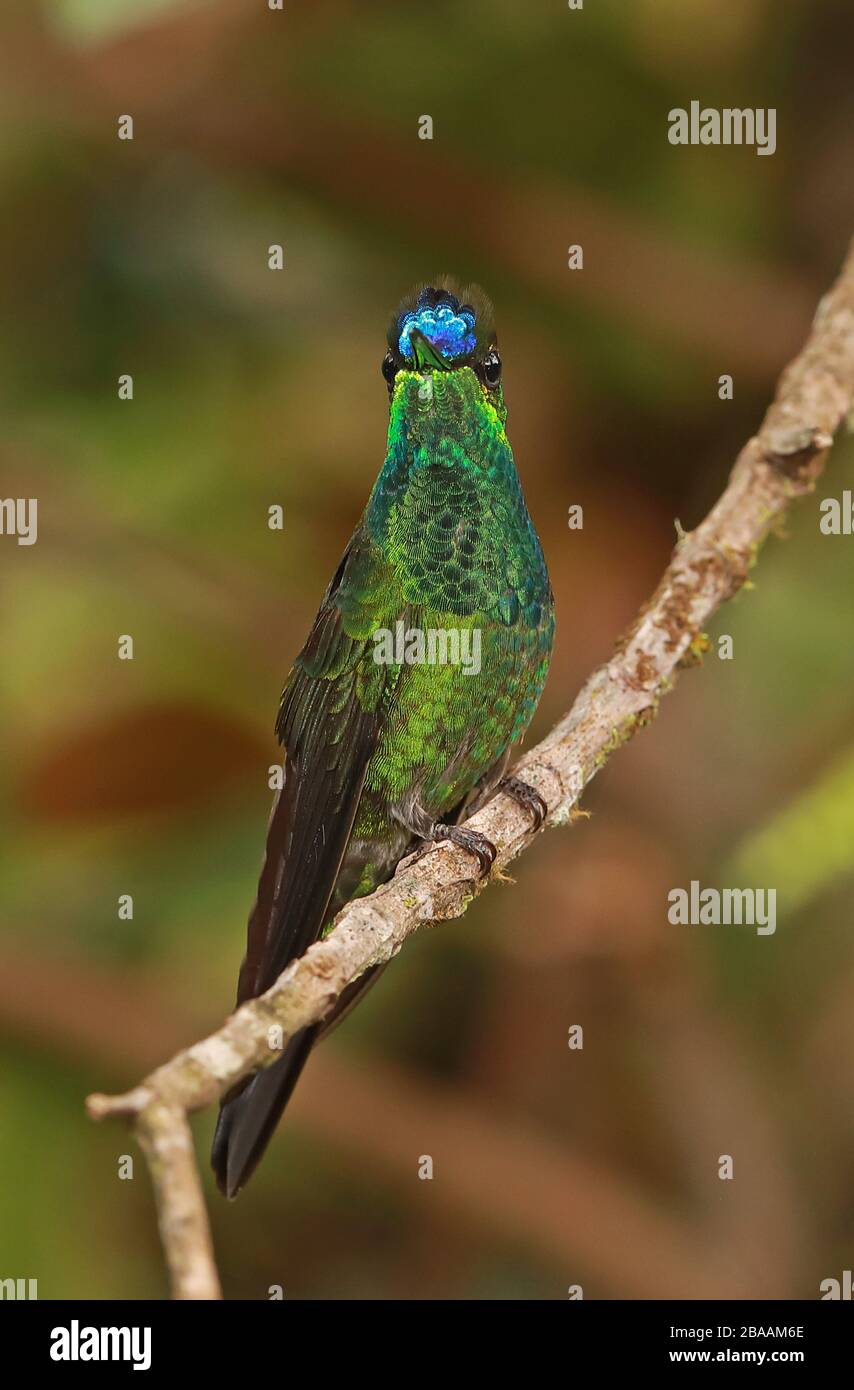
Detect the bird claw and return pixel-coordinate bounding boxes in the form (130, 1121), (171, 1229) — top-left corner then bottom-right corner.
(410, 822), (498, 878)
(499, 775), (548, 831)
(443, 825), (497, 877)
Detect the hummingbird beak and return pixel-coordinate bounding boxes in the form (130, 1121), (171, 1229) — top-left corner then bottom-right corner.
(408, 328), (452, 372)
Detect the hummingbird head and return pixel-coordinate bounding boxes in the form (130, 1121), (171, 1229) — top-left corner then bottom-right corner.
(369, 279), (520, 544)
(382, 279), (504, 416)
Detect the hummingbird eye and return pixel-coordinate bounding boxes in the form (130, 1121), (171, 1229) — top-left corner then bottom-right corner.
(381, 351), (398, 389)
(482, 349), (501, 388)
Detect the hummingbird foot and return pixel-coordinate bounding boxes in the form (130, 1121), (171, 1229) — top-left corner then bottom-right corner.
(434, 822), (498, 876)
(407, 822), (498, 878)
(498, 775), (548, 831)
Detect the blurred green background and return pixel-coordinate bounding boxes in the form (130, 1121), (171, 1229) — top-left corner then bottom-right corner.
(1, 0), (853, 1300)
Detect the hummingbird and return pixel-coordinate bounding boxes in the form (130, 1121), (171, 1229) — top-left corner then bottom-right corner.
(212, 280), (555, 1197)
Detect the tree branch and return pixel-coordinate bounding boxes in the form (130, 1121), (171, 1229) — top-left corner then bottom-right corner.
(87, 238), (854, 1299)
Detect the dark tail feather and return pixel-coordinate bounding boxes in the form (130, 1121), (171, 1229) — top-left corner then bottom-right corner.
(211, 964), (390, 1198)
(211, 1026), (318, 1198)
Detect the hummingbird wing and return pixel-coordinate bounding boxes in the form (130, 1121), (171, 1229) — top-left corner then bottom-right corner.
(212, 525), (399, 1196)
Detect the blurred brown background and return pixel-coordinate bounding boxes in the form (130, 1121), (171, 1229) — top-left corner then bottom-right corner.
(1, 0), (854, 1299)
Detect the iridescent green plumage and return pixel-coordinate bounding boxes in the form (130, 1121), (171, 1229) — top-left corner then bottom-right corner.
(212, 281), (554, 1196)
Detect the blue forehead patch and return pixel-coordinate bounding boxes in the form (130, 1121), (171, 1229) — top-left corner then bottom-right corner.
(398, 302), (477, 362)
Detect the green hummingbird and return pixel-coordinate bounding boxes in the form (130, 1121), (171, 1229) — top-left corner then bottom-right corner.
(212, 280), (555, 1196)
